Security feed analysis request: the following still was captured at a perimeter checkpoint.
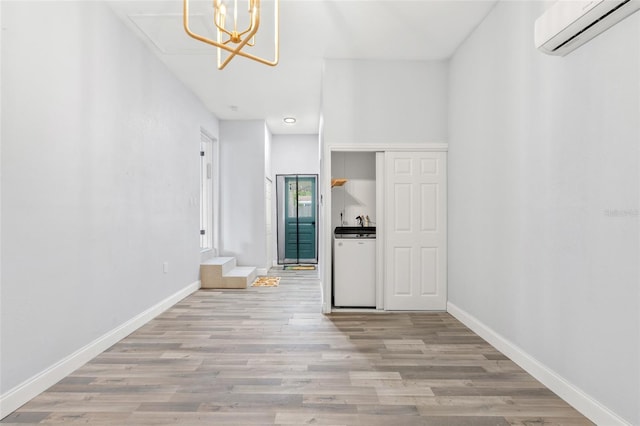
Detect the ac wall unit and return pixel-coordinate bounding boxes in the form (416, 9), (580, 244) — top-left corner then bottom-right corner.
(535, 0), (640, 56)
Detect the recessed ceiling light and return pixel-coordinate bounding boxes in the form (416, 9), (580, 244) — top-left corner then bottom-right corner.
(283, 117), (296, 124)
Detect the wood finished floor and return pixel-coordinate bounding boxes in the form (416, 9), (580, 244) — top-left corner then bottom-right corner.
(2, 269), (592, 425)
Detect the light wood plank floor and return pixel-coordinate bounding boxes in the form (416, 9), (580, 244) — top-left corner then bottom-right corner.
(2, 269), (592, 425)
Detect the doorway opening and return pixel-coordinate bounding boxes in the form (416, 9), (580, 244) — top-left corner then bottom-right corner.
(276, 174), (318, 265)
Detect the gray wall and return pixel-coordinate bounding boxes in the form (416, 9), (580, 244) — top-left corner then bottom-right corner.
(448, 2), (639, 424)
(1, 1), (218, 395)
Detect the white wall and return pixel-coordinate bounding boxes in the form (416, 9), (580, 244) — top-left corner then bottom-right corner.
(219, 120), (268, 268)
(448, 2), (639, 424)
(1, 0), (218, 407)
(322, 59), (448, 145)
(331, 152), (376, 229)
(271, 134), (319, 176)
(0, 4), (3, 356)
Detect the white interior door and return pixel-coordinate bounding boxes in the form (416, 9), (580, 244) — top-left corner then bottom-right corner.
(384, 151), (447, 310)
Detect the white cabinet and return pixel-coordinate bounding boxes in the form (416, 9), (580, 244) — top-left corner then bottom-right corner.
(333, 238), (376, 307)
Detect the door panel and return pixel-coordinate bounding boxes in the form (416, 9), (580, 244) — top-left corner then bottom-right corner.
(393, 247), (412, 295)
(385, 151), (447, 310)
(420, 184), (438, 231)
(420, 247), (438, 295)
(394, 184), (412, 231)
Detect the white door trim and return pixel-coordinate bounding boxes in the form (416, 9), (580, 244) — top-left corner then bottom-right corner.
(375, 152), (385, 310)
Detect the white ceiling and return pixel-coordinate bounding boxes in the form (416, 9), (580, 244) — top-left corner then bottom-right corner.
(109, 0), (497, 134)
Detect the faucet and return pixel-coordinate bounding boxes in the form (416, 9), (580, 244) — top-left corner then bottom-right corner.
(355, 216), (364, 227)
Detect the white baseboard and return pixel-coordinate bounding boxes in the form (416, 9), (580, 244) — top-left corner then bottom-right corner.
(446, 302), (630, 426)
(256, 267), (268, 276)
(0, 281), (200, 420)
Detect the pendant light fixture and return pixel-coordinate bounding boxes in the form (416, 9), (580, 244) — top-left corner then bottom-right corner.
(183, 0), (279, 70)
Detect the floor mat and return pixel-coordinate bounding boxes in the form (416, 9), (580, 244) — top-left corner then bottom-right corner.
(252, 276), (280, 287)
(283, 265), (316, 270)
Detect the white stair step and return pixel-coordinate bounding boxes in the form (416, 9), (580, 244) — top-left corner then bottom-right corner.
(226, 266), (256, 277)
(223, 267), (257, 289)
(201, 256), (236, 275)
(200, 257), (256, 289)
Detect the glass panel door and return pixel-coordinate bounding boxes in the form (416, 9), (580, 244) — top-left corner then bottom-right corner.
(277, 174), (317, 264)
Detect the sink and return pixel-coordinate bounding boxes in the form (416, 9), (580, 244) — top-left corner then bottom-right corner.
(334, 226), (376, 238)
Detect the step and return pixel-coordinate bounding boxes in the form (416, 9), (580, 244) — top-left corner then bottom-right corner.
(200, 257), (236, 289)
(223, 266), (258, 289)
(201, 256), (236, 276)
(200, 257), (256, 289)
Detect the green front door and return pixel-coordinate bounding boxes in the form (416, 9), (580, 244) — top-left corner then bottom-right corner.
(284, 176), (316, 261)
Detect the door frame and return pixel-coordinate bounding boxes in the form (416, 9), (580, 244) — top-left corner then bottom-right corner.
(265, 177), (273, 273)
(199, 128), (220, 261)
(276, 173), (319, 264)
(321, 143), (448, 314)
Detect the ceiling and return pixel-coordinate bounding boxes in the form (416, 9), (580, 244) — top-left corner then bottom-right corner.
(109, 0), (497, 135)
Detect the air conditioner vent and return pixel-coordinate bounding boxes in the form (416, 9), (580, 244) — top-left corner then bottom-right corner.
(535, 0), (640, 56)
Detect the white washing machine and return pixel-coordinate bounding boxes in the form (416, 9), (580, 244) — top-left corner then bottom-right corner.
(333, 227), (376, 307)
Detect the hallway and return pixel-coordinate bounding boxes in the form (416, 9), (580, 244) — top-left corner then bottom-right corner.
(2, 270), (591, 425)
